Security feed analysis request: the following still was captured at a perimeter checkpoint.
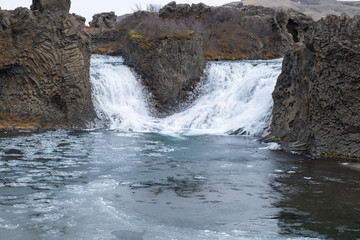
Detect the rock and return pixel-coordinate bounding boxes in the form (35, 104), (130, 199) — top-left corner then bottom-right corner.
(270, 14), (360, 158)
(89, 12), (117, 29)
(31, 0), (70, 13)
(85, 26), (127, 55)
(159, 2), (211, 19)
(0, 0), (94, 130)
(121, 30), (206, 114)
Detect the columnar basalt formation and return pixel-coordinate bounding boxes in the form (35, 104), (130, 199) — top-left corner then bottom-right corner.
(270, 14), (360, 158)
(122, 30), (206, 114)
(0, 0), (94, 130)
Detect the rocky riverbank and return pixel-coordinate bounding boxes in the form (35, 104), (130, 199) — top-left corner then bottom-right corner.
(0, 0), (95, 130)
(269, 14), (360, 158)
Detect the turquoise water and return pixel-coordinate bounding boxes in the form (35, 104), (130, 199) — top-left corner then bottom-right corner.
(0, 131), (359, 240)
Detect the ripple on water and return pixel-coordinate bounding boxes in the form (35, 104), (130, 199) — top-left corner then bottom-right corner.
(0, 217), (19, 230)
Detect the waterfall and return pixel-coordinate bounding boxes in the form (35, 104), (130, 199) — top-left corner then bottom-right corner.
(90, 55), (282, 136)
(90, 55), (154, 131)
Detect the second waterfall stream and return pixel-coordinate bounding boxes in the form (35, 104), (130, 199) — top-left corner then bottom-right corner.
(90, 54), (283, 136)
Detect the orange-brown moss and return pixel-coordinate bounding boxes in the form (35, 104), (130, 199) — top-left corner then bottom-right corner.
(84, 26), (96, 33)
(0, 113), (41, 130)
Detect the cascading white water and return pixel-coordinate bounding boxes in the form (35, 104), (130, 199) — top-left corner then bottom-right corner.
(90, 55), (282, 136)
(160, 60), (282, 136)
(90, 55), (154, 131)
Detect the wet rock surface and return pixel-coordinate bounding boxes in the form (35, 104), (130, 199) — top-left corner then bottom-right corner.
(0, 0), (94, 130)
(270, 14), (360, 157)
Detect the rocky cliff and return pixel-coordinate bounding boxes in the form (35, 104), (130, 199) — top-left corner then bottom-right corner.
(270, 14), (360, 158)
(0, 0), (94, 130)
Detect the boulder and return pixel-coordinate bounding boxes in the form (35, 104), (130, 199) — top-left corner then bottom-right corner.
(0, 0), (94, 130)
(270, 14), (360, 158)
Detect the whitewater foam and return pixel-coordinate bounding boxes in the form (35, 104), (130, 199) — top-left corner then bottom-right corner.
(90, 55), (282, 136)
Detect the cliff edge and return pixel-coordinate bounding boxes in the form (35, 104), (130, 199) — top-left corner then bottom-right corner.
(0, 0), (95, 130)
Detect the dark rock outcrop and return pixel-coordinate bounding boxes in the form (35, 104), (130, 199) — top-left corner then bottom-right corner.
(89, 11), (117, 29)
(122, 30), (206, 114)
(31, 0), (71, 13)
(270, 14), (360, 158)
(85, 12), (127, 55)
(159, 1), (211, 19)
(0, 0), (94, 130)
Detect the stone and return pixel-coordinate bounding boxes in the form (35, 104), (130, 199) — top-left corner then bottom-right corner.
(0, 2), (94, 130)
(270, 14), (360, 158)
(122, 30), (206, 114)
(31, 0), (71, 13)
(89, 12), (117, 29)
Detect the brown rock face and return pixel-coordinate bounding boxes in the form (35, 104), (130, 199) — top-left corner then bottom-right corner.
(0, 1), (94, 130)
(270, 14), (360, 157)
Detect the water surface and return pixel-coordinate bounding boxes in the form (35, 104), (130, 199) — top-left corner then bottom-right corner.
(0, 131), (359, 240)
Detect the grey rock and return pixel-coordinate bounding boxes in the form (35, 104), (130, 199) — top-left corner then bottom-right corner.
(159, 2), (211, 18)
(31, 0), (71, 13)
(270, 14), (360, 158)
(89, 11), (117, 29)
(121, 30), (206, 114)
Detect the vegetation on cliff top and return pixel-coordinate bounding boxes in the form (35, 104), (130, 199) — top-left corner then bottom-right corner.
(112, 3), (305, 60)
